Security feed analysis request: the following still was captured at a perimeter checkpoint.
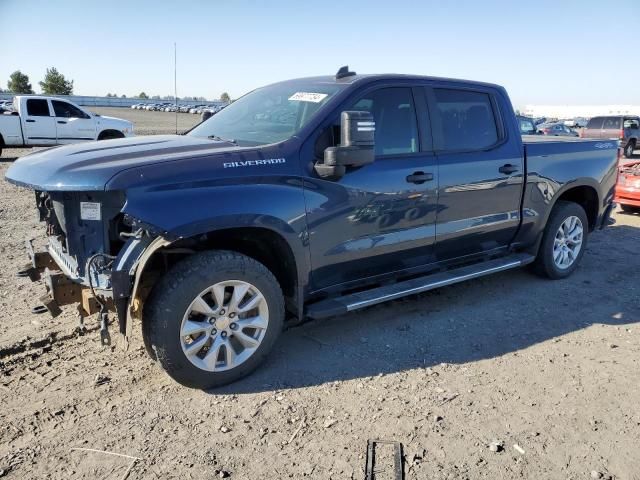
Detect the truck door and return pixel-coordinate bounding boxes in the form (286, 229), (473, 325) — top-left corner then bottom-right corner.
(303, 86), (438, 291)
(427, 86), (524, 261)
(51, 100), (96, 144)
(22, 98), (57, 145)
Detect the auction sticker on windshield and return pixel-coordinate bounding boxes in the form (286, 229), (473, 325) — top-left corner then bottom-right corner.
(288, 92), (328, 103)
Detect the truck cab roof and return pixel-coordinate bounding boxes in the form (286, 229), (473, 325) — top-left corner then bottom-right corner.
(268, 69), (504, 91)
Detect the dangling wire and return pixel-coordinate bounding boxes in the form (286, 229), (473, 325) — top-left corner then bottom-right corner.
(86, 253), (116, 309)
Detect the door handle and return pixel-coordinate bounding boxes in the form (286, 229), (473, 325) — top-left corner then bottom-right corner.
(57, 120), (67, 124)
(498, 164), (519, 175)
(406, 171), (434, 184)
(25, 119), (35, 123)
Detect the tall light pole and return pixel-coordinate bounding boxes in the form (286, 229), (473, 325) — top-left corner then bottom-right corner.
(174, 42), (178, 134)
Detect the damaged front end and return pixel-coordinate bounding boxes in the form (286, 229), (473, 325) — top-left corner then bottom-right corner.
(20, 190), (168, 346)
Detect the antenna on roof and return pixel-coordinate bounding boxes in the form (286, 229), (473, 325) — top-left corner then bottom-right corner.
(336, 65), (356, 79)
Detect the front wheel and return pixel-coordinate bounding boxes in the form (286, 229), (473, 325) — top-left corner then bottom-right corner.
(532, 201), (589, 279)
(98, 130), (125, 140)
(144, 250), (284, 389)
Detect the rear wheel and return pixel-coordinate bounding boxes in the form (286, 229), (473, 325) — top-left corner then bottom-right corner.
(144, 250), (284, 389)
(624, 140), (636, 159)
(532, 201), (588, 279)
(620, 203), (640, 213)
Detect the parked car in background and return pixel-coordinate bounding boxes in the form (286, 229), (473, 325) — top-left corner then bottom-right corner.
(616, 160), (640, 212)
(538, 122), (579, 137)
(5, 69), (618, 388)
(581, 116), (639, 158)
(0, 96), (133, 155)
(564, 117), (588, 128)
(517, 115), (538, 135)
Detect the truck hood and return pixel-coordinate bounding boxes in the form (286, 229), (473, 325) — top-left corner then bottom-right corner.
(4, 135), (243, 191)
(96, 114), (132, 128)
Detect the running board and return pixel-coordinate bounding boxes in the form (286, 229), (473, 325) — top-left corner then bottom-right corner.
(306, 253), (535, 319)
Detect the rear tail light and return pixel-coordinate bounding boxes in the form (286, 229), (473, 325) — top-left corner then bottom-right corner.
(619, 129), (624, 140)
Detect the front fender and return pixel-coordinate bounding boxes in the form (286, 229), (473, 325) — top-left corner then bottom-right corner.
(121, 177), (311, 307)
(122, 177), (307, 239)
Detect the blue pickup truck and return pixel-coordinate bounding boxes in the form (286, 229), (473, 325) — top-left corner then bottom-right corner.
(5, 67), (618, 388)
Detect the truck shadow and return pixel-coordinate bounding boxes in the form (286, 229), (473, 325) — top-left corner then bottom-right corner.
(212, 223), (640, 395)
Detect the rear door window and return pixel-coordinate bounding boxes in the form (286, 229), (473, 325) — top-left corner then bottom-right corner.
(432, 88), (499, 151)
(26, 99), (50, 117)
(586, 117), (604, 130)
(603, 117), (622, 130)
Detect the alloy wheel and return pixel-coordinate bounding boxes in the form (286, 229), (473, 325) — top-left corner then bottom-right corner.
(179, 280), (269, 372)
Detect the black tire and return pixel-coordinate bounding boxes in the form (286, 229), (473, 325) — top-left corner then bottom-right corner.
(624, 140), (636, 159)
(620, 203), (639, 213)
(144, 250), (284, 389)
(98, 130), (125, 141)
(532, 201), (589, 279)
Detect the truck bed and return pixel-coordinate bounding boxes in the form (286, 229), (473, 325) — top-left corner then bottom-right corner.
(0, 112), (23, 146)
(522, 135), (603, 143)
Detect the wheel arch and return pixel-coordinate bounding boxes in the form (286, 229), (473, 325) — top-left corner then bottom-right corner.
(98, 129), (125, 140)
(551, 183), (599, 231)
(134, 226), (302, 337)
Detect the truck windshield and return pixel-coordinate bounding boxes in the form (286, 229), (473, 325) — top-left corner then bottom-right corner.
(188, 83), (341, 146)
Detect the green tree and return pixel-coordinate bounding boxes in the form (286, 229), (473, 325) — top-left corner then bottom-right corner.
(7, 70), (34, 94)
(121, 94), (127, 98)
(39, 67), (73, 95)
(138, 92), (148, 99)
(220, 92), (230, 103)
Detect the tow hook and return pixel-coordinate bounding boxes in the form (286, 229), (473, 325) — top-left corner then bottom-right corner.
(99, 306), (111, 346)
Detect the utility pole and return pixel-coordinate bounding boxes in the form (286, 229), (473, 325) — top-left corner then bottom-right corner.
(174, 42), (178, 134)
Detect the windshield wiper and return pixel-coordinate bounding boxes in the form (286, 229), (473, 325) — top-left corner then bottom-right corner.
(207, 134), (237, 145)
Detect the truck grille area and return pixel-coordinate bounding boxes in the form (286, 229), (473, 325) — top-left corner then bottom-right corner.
(36, 190), (127, 286)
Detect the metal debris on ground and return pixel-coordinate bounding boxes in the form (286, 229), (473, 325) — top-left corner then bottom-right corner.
(365, 439), (404, 480)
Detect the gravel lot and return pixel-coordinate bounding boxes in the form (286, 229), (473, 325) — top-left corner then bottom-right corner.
(1, 109), (639, 480)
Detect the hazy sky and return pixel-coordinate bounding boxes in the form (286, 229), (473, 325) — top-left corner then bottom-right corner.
(1, 0), (638, 108)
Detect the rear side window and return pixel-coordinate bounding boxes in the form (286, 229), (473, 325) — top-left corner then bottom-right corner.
(26, 99), (50, 117)
(586, 117), (603, 129)
(432, 88), (499, 151)
(350, 87), (419, 156)
(52, 100), (88, 119)
(603, 117), (621, 130)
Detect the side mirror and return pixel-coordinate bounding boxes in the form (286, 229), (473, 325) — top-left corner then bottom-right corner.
(314, 111), (375, 179)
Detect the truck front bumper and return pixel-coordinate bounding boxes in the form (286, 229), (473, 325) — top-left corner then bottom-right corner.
(19, 239), (109, 318)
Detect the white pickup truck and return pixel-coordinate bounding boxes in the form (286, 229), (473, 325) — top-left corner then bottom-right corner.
(0, 96), (134, 155)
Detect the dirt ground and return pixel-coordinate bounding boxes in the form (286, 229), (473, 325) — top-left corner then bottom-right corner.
(1, 109), (639, 480)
